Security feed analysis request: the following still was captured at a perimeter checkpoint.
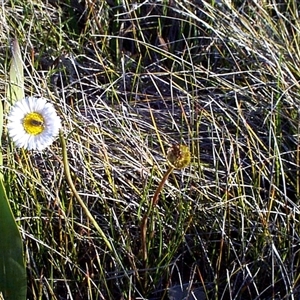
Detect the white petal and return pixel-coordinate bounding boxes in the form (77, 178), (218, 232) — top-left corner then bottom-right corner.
(7, 97), (61, 151)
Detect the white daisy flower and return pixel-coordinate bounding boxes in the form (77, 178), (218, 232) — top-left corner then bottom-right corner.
(7, 96), (61, 151)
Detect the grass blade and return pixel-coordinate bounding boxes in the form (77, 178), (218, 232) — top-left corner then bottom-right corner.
(0, 37), (27, 300)
(9, 39), (24, 104)
(0, 179), (26, 300)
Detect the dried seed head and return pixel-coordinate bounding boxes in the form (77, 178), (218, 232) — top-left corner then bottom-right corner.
(167, 144), (191, 169)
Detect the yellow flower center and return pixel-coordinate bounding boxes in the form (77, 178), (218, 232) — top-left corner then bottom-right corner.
(23, 112), (45, 135)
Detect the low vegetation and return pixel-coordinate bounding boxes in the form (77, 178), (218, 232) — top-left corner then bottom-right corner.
(1, 0), (300, 299)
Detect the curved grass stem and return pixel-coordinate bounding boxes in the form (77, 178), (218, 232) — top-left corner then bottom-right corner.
(60, 130), (112, 252)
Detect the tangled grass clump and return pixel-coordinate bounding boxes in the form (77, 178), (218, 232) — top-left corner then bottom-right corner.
(0, 0), (300, 299)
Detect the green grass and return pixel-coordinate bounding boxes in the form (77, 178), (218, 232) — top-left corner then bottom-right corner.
(1, 0), (300, 299)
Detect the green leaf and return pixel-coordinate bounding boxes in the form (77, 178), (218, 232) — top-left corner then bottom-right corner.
(9, 39), (24, 105)
(0, 37), (27, 300)
(0, 91), (3, 169)
(0, 179), (26, 300)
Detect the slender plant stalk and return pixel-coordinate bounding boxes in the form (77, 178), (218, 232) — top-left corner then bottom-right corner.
(151, 166), (174, 207)
(141, 165), (174, 261)
(60, 131), (112, 252)
(141, 144), (190, 261)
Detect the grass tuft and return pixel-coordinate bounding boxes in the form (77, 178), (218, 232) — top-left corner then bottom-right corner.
(1, 0), (300, 299)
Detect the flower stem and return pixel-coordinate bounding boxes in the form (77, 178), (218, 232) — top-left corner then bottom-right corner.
(60, 131), (112, 252)
(151, 166), (174, 207)
(141, 165), (174, 261)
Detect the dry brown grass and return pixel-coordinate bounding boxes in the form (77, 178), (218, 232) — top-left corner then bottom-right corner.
(1, 0), (300, 299)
